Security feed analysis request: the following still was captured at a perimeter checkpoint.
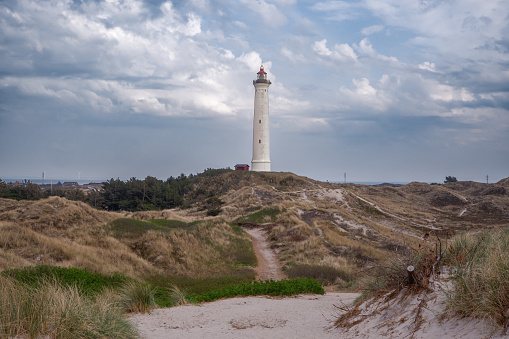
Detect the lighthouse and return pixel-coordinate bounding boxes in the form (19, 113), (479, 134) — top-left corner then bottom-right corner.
(251, 65), (271, 172)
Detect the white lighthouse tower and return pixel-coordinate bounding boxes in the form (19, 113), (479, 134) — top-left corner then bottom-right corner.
(251, 65), (271, 172)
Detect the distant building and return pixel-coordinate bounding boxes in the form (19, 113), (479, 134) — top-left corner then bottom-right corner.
(62, 182), (80, 188)
(235, 164), (250, 171)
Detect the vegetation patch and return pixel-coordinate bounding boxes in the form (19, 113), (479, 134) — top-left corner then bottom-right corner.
(446, 228), (509, 331)
(285, 264), (353, 285)
(0, 276), (139, 339)
(1, 265), (129, 295)
(118, 280), (157, 313)
(107, 218), (201, 238)
(143, 274), (255, 307)
(234, 207), (282, 226)
(188, 278), (324, 303)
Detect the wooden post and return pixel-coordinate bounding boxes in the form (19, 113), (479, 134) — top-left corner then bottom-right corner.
(407, 265), (415, 285)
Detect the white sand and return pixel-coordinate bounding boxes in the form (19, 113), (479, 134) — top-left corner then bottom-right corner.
(129, 292), (359, 339)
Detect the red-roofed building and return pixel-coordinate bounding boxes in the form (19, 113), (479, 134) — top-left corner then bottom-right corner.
(235, 164), (250, 171)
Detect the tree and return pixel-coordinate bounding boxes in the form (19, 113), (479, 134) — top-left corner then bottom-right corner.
(444, 176), (458, 183)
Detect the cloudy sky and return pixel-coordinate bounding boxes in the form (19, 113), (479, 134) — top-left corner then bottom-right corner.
(1, 0), (508, 183)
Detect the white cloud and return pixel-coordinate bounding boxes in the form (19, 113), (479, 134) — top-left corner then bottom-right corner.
(355, 38), (375, 55)
(313, 39), (357, 62)
(233, 20), (249, 30)
(237, 52), (264, 72)
(353, 38), (398, 62)
(429, 84), (475, 102)
(239, 0), (288, 27)
(418, 61), (436, 72)
(313, 39), (332, 56)
(361, 24), (384, 35)
(280, 47), (306, 64)
(339, 77), (390, 111)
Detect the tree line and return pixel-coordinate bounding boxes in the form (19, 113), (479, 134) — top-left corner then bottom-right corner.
(0, 168), (232, 212)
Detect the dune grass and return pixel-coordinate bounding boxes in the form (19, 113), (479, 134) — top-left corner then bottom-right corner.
(0, 276), (139, 339)
(1, 265), (129, 295)
(0, 265), (161, 338)
(118, 281), (157, 313)
(106, 218), (202, 239)
(446, 228), (509, 331)
(234, 207), (283, 225)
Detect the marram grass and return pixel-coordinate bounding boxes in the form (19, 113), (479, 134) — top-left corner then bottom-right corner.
(0, 276), (138, 339)
(119, 280), (157, 313)
(446, 228), (509, 331)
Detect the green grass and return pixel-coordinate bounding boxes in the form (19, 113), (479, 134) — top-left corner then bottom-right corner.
(234, 207), (282, 225)
(1, 265), (130, 295)
(222, 236), (258, 266)
(285, 264), (353, 285)
(144, 274), (255, 307)
(188, 278), (324, 303)
(107, 218), (201, 238)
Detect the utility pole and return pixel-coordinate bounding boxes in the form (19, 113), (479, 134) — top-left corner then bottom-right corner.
(344, 173), (346, 184)
(486, 175), (489, 184)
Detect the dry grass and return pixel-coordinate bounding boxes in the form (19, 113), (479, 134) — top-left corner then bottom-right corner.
(0, 196), (122, 231)
(0, 221), (159, 278)
(446, 228), (509, 331)
(118, 281), (156, 313)
(0, 276), (138, 338)
(0, 194), (256, 280)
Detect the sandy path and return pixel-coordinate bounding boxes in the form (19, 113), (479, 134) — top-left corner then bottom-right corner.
(244, 227), (286, 281)
(130, 292), (359, 339)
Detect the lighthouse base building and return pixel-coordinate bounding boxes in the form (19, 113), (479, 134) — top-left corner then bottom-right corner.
(251, 65), (271, 172)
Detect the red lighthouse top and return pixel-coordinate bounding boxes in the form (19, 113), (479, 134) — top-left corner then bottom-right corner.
(255, 65), (269, 83)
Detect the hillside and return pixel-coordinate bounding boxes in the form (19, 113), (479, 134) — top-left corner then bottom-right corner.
(184, 172), (509, 276)
(0, 196), (255, 278)
(0, 172), (508, 284)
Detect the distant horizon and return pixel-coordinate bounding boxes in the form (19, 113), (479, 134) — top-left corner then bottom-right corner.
(1, 172), (502, 186)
